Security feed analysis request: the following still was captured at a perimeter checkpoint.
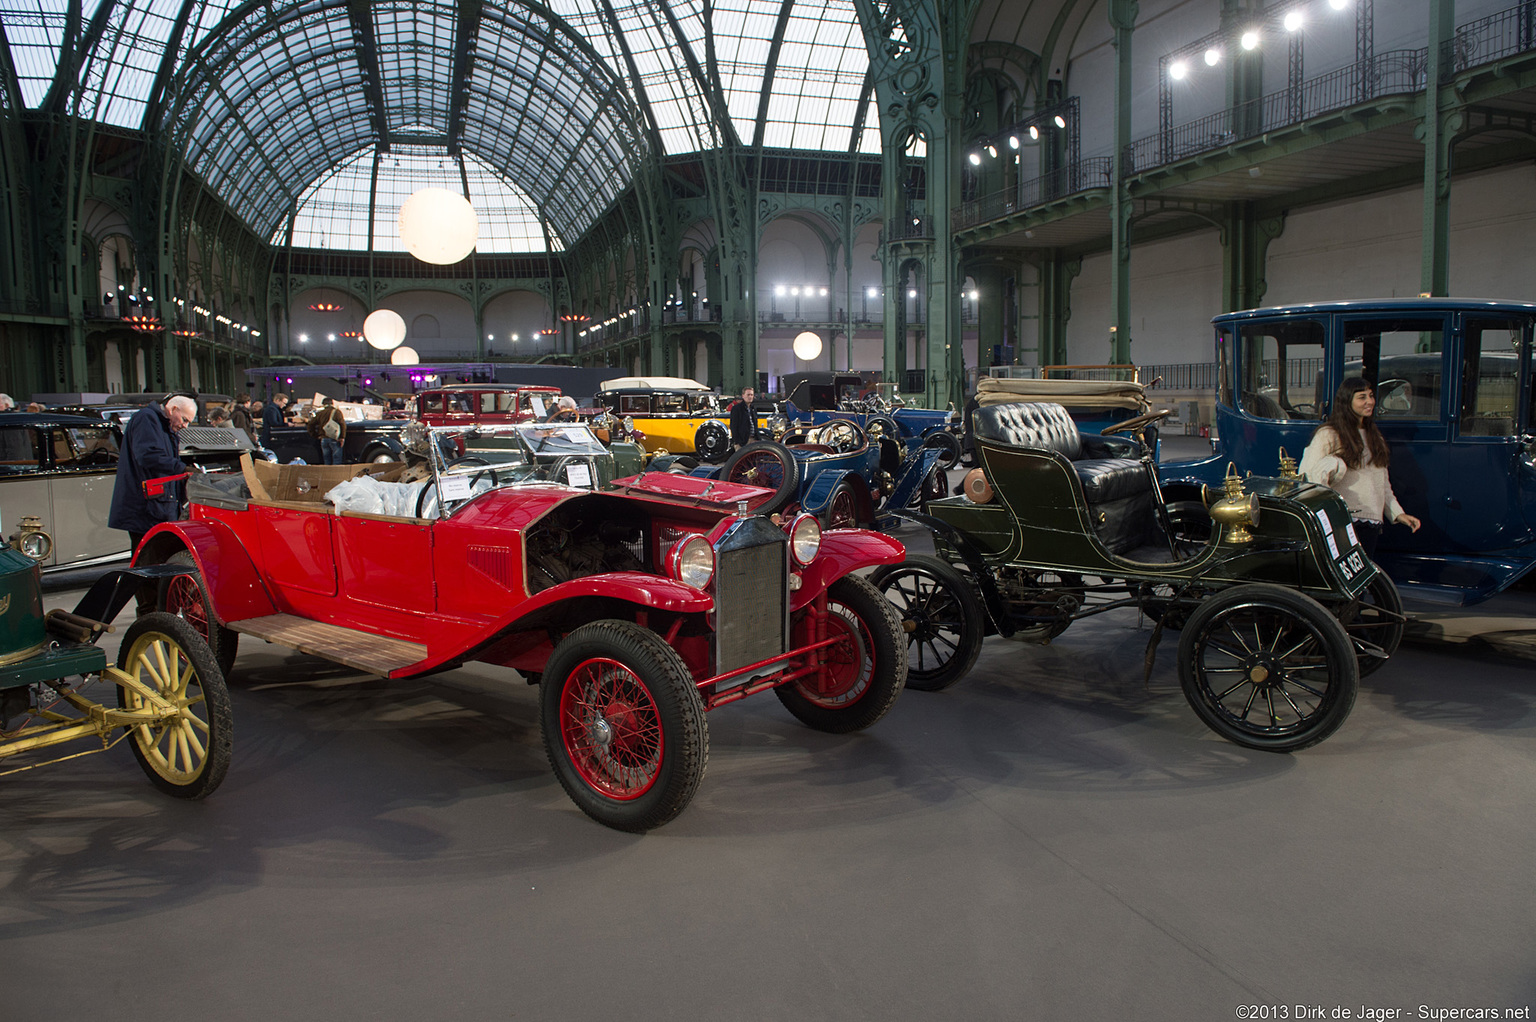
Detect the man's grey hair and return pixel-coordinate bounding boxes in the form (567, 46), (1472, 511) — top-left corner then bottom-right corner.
(0, 394), (13, 411)
(165, 395), (198, 417)
(557, 395), (577, 411)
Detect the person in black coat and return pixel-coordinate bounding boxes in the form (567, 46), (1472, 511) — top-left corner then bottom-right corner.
(260, 392), (289, 447)
(109, 394), (196, 556)
(729, 385), (756, 448)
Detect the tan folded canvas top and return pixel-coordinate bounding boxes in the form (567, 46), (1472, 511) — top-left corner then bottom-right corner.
(976, 377), (1150, 412)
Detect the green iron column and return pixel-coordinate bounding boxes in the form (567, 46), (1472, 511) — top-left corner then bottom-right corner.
(1039, 252), (1081, 367)
(1108, 0), (1137, 365)
(1221, 204), (1286, 312)
(1419, 0), (1459, 297)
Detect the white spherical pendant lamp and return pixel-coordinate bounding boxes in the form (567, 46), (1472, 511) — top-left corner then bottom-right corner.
(391, 345), (420, 366)
(793, 331), (824, 361)
(399, 188), (479, 265)
(363, 308), (407, 350)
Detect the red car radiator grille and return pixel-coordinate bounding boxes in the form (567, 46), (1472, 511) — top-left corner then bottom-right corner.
(712, 519), (789, 674)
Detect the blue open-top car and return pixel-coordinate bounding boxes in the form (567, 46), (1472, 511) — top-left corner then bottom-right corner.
(1160, 297), (1536, 606)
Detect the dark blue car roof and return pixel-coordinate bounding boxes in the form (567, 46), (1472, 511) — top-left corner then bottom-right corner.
(1213, 297), (1536, 323)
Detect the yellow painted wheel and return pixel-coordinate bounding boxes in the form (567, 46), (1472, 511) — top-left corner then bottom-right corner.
(115, 612), (233, 799)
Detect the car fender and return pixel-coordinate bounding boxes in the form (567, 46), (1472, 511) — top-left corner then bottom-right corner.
(799, 469), (876, 524)
(505, 571), (714, 624)
(791, 529), (905, 609)
(135, 519), (278, 623)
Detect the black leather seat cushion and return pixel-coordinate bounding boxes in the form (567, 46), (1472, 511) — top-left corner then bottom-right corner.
(973, 402), (1083, 459)
(1073, 457), (1147, 503)
(973, 400), (1154, 554)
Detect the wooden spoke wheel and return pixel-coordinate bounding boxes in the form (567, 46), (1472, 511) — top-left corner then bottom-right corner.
(114, 612), (233, 799)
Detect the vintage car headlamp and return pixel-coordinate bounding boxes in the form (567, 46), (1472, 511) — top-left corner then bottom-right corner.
(11, 516), (52, 561)
(623, 415), (635, 433)
(1209, 466), (1260, 542)
(789, 513), (821, 566)
(666, 534), (714, 589)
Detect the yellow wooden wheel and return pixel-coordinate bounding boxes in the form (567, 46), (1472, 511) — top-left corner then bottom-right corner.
(115, 612), (232, 799)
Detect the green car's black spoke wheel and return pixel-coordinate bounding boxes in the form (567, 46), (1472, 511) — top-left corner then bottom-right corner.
(1334, 571), (1404, 678)
(870, 555), (983, 691)
(1178, 584), (1358, 752)
(778, 575), (907, 732)
(115, 612), (233, 800)
(541, 620), (708, 832)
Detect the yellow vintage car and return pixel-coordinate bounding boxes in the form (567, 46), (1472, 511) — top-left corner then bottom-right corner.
(594, 376), (738, 461)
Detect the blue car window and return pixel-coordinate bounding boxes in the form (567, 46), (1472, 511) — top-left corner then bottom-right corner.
(1343, 318), (1444, 421)
(1460, 318), (1527, 437)
(1238, 320), (1325, 420)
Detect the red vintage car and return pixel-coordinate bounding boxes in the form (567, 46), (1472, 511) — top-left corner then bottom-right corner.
(133, 435), (907, 831)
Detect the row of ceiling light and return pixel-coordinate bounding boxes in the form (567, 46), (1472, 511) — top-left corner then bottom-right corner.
(1168, 0), (1353, 80)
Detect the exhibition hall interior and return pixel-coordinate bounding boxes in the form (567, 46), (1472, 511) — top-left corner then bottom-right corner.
(1, 1), (1534, 1019)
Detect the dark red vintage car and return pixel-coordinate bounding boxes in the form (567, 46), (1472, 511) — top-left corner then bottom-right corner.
(133, 439), (907, 831)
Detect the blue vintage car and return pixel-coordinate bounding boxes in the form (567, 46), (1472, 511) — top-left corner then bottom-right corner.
(781, 373), (964, 467)
(660, 419), (946, 530)
(1160, 297), (1536, 606)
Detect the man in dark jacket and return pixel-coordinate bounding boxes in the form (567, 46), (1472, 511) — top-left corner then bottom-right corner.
(109, 394), (195, 556)
(260, 392), (289, 447)
(729, 385), (755, 448)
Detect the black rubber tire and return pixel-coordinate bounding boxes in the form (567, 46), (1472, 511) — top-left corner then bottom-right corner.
(1335, 571), (1404, 678)
(1178, 583), (1359, 752)
(721, 441), (800, 515)
(160, 550), (238, 678)
(869, 555), (983, 691)
(777, 575), (907, 733)
(540, 620), (709, 832)
(365, 448), (398, 464)
(694, 421), (731, 463)
(114, 612), (233, 800)
(415, 482), (438, 519)
(1163, 499), (1213, 555)
(819, 482), (858, 530)
(921, 429), (962, 469)
(918, 466), (949, 510)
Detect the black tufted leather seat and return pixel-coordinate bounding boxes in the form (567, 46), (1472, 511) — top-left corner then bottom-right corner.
(973, 401), (1154, 554)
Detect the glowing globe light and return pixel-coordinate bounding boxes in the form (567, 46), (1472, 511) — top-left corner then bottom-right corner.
(792, 331), (823, 361)
(364, 308), (407, 350)
(398, 188), (479, 265)
(391, 345), (420, 366)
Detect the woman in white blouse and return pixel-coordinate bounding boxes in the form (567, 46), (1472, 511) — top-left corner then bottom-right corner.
(1300, 376), (1422, 556)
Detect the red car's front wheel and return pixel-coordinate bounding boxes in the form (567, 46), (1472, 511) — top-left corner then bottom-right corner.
(541, 621), (708, 832)
(778, 575), (907, 734)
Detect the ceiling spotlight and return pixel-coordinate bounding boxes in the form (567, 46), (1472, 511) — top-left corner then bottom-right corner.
(1028, 125), (1040, 140)
(985, 144), (997, 158)
(968, 152), (982, 165)
(1241, 30), (1260, 50)
(1283, 11), (1303, 31)
(1008, 135), (1020, 149)
(1205, 47), (1222, 66)
(1170, 60), (1188, 80)
(1053, 114), (1066, 128)
(1329, 0), (1350, 8)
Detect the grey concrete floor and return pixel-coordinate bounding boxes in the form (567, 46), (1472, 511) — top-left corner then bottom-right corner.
(4, 523), (1535, 1021)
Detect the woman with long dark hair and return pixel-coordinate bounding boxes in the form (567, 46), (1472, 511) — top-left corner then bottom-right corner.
(1300, 376), (1422, 556)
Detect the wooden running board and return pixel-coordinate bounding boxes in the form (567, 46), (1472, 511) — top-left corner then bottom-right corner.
(229, 614), (427, 677)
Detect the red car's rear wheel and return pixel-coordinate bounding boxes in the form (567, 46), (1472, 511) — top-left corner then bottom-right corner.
(160, 550), (238, 678)
(541, 620), (708, 832)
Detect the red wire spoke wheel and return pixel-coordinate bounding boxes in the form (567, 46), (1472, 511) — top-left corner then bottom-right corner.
(159, 550), (238, 678)
(777, 575), (906, 734)
(558, 657), (664, 799)
(540, 620), (707, 832)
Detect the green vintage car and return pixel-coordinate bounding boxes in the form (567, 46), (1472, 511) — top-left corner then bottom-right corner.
(0, 521), (232, 797)
(872, 400), (1404, 752)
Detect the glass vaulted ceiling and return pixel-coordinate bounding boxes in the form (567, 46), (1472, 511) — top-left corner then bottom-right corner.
(0, 0), (880, 253)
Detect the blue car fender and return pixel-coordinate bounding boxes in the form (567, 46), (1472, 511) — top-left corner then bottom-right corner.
(799, 468), (873, 523)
